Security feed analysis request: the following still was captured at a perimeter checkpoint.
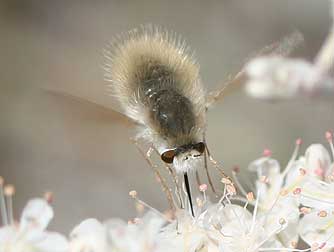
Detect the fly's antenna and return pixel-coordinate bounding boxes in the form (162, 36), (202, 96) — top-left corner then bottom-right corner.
(183, 172), (195, 217)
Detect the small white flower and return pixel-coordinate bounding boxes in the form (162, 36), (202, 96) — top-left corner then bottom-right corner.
(106, 211), (165, 252)
(304, 144), (332, 180)
(70, 218), (108, 252)
(247, 142), (304, 248)
(157, 204), (225, 252)
(297, 142), (334, 209)
(157, 193), (294, 252)
(0, 197), (68, 252)
(218, 204), (268, 252)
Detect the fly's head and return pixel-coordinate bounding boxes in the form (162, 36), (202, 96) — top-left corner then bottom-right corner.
(161, 142), (205, 173)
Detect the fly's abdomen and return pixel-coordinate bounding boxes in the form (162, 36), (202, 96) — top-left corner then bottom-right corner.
(104, 26), (207, 142)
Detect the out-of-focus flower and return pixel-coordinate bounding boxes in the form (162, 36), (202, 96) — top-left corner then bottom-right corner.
(0, 182), (68, 252)
(245, 2), (334, 100)
(70, 218), (108, 252)
(106, 212), (165, 252)
(245, 56), (334, 99)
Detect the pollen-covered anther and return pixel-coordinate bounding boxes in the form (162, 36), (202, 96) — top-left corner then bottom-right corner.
(232, 166), (240, 173)
(296, 138), (303, 146)
(129, 190), (138, 198)
(263, 148), (272, 157)
(279, 218), (286, 225)
(44, 191), (54, 204)
(290, 241), (298, 248)
(293, 187), (302, 195)
(247, 192), (255, 201)
(300, 207), (311, 214)
(4, 184), (15, 196)
(327, 174), (334, 182)
(199, 184), (208, 192)
(299, 168), (307, 176)
(314, 167), (324, 177)
(196, 198), (204, 207)
(317, 210), (328, 217)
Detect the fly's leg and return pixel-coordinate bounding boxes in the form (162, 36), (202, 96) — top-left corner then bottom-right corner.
(205, 142), (236, 196)
(202, 132), (217, 195)
(166, 164), (184, 209)
(151, 148), (184, 210)
(131, 139), (176, 212)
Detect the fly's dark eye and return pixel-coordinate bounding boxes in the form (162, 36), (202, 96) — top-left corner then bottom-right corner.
(161, 149), (176, 163)
(193, 142), (205, 154)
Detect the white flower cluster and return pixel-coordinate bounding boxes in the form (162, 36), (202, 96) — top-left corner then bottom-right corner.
(1, 132), (334, 252)
(244, 132), (334, 252)
(0, 187), (68, 252)
(244, 1), (334, 100)
(245, 57), (334, 99)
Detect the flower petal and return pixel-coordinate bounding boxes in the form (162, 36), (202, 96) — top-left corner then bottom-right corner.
(19, 198), (53, 232)
(300, 179), (334, 209)
(305, 144), (331, 179)
(0, 226), (17, 242)
(70, 219), (107, 252)
(70, 218), (104, 238)
(299, 211), (334, 248)
(35, 232), (69, 252)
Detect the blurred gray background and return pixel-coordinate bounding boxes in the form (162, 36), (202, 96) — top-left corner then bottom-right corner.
(0, 0), (333, 233)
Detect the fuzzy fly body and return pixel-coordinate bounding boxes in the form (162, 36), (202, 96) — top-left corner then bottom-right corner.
(104, 26), (208, 216)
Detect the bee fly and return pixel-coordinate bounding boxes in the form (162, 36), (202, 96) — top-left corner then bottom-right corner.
(103, 26), (302, 217)
(103, 26), (216, 216)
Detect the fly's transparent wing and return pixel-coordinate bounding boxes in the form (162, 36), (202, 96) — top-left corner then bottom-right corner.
(45, 89), (136, 127)
(206, 31), (304, 108)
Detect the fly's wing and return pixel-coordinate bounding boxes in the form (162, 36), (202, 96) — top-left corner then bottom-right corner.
(206, 31), (304, 108)
(45, 89), (136, 127)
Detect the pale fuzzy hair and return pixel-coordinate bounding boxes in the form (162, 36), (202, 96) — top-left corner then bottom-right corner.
(172, 150), (204, 173)
(104, 25), (206, 130)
